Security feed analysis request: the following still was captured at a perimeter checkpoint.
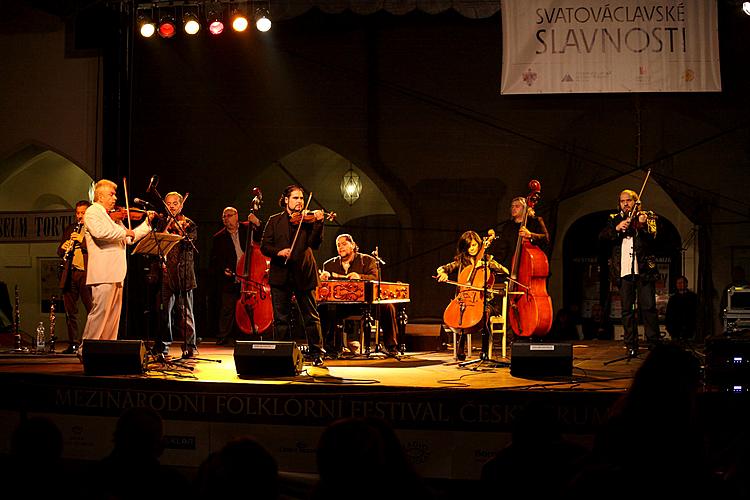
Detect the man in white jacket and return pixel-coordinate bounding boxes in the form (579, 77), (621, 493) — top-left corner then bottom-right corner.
(82, 179), (153, 342)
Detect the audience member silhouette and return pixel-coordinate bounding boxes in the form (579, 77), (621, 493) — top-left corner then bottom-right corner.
(567, 343), (710, 498)
(1, 416), (65, 492)
(83, 407), (190, 499)
(194, 436), (278, 499)
(581, 303), (614, 340)
(481, 399), (588, 496)
(665, 275), (698, 342)
(311, 417), (433, 500)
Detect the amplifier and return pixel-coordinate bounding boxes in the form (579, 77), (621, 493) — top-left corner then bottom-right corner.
(705, 337), (750, 388)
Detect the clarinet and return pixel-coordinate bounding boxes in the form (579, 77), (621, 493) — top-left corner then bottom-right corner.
(48, 296), (57, 353)
(12, 285), (28, 352)
(59, 221), (84, 289)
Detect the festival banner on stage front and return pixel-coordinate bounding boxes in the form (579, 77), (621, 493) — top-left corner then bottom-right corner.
(500, 0), (721, 94)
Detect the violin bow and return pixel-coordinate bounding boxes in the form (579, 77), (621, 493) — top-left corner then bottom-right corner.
(636, 168), (651, 203)
(122, 177), (132, 230)
(285, 191), (313, 265)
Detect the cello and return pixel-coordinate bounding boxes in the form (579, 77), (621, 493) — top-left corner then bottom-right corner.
(235, 188), (274, 335)
(443, 230), (496, 332)
(508, 180), (553, 337)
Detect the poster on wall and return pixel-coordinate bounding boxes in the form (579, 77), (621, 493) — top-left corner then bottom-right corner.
(39, 258), (64, 313)
(501, 0), (721, 94)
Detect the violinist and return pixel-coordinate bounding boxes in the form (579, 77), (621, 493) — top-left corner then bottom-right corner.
(151, 192), (198, 357)
(491, 196), (550, 273)
(260, 185), (326, 364)
(599, 189), (660, 357)
(209, 206), (263, 346)
(319, 234), (400, 356)
(437, 231), (507, 361)
(57, 200), (92, 354)
(82, 179), (154, 344)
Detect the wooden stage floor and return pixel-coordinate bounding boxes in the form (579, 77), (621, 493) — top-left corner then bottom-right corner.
(0, 338), (738, 481)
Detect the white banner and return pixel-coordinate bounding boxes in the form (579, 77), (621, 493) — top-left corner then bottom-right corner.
(501, 0), (721, 94)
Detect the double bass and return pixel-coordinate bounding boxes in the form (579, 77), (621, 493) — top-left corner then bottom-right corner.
(235, 188), (274, 335)
(443, 231), (496, 332)
(508, 180), (553, 337)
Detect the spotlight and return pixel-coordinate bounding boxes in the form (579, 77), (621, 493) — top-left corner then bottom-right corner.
(232, 11), (249, 32)
(158, 14), (177, 39)
(255, 10), (271, 32)
(183, 12), (201, 35)
(206, 1), (224, 35)
(137, 14), (155, 38)
(743, 1), (750, 15)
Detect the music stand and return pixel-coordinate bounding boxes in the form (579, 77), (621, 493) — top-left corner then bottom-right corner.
(132, 232), (183, 258)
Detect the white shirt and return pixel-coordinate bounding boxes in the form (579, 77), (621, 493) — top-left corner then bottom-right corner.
(230, 230), (243, 263)
(620, 236), (639, 277)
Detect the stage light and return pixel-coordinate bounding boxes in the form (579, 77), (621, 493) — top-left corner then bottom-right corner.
(206, 1), (224, 35)
(232, 11), (249, 32)
(255, 8), (271, 32)
(158, 14), (177, 39)
(183, 12), (201, 35)
(137, 14), (155, 38)
(743, 1), (750, 15)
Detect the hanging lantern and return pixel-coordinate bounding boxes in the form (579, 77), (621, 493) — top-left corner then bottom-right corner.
(340, 167), (362, 206)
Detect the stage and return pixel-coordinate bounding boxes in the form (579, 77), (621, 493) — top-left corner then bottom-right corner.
(0, 338), (745, 481)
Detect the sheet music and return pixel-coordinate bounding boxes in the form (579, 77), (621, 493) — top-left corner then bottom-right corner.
(132, 232), (183, 257)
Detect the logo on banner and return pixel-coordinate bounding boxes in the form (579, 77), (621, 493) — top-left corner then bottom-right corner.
(684, 69), (695, 82)
(522, 68), (538, 86)
(561, 74), (574, 82)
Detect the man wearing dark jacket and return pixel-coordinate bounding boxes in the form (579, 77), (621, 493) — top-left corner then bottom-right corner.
(599, 189), (660, 357)
(261, 185), (325, 361)
(57, 200), (92, 354)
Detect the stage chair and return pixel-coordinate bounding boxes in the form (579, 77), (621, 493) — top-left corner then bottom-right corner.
(342, 316), (379, 354)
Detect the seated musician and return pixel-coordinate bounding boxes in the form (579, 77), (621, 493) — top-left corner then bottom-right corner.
(437, 230), (507, 361)
(319, 234), (400, 356)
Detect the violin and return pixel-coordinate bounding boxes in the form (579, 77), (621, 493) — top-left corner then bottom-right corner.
(289, 210), (337, 225)
(108, 207), (146, 222)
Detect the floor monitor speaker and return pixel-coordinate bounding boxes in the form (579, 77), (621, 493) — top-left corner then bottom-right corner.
(234, 341), (303, 377)
(510, 342), (573, 377)
(81, 339), (146, 375)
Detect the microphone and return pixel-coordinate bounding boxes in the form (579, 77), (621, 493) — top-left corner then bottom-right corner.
(371, 246), (386, 265)
(133, 198), (156, 209)
(146, 175), (159, 193)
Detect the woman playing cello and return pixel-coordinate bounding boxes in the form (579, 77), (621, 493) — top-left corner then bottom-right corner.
(437, 230), (507, 360)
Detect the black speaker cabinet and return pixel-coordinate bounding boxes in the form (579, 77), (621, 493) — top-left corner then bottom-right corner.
(510, 342), (573, 377)
(705, 337), (750, 387)
(81, 340), (146, 375)
(234, 341), (303, 377)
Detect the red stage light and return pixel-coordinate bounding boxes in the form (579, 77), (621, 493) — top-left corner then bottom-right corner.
(158, 15), (176, 39)
(209, 20), (224, 35)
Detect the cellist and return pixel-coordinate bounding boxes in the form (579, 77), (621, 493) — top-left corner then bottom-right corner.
(437, 231), (507, 360)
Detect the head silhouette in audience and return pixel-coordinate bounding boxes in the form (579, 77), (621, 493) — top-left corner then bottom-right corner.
(195, 437), (278, 498)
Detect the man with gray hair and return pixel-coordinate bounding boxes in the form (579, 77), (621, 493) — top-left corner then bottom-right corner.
(82, 179), (153, 343)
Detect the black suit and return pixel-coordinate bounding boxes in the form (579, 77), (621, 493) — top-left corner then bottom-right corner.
(209, 221), (251, 341)
(57, 222), (92, 344)
(261, 212), (324, 353)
